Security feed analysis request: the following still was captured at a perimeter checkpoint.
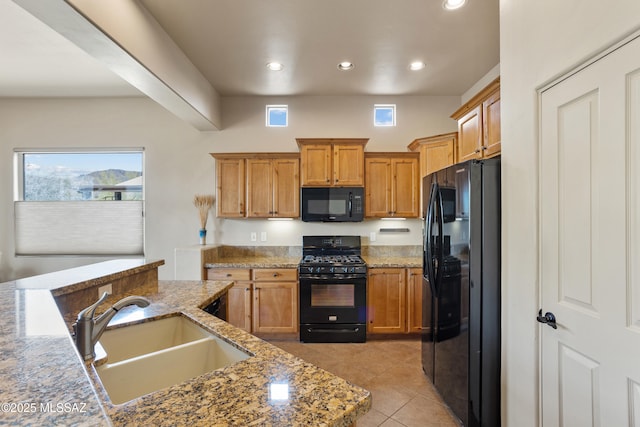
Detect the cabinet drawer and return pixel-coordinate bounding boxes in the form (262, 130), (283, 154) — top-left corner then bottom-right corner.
(252, 268), (297, 281)
(207, 268), (251, 281)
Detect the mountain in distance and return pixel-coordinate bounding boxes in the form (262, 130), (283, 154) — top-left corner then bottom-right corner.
(79, 169), (141, 185)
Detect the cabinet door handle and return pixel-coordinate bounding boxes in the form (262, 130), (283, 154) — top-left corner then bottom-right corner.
(226, 273), (232, 277)
(475, 149), (481, 153)
(245, 287), (250, 291)
(272, 273), (279, 277)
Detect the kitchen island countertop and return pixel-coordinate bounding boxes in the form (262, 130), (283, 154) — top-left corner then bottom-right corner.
(0, 260), (371, 426)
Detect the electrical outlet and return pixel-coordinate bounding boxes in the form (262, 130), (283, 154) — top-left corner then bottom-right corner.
(250, 232), (257, 242)
(260, 231), (267, 242)
(369, 231), (376, 242)
(98, 283), (112, 297)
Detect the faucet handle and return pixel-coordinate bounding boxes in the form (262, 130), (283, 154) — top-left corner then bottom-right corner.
(77, 291), (110, 321)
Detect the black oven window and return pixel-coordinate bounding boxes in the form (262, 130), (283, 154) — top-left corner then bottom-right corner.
(310, 284), (355, 307)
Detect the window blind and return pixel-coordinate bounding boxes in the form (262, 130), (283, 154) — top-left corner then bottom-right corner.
(14, 201), (144, 256)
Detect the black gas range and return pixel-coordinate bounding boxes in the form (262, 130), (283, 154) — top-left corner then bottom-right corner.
(298, 236), (367, 343)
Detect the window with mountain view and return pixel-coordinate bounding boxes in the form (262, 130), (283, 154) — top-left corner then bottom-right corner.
(14, 150), (145, 256)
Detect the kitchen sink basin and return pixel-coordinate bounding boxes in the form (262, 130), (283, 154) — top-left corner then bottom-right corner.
(94, 315), (251, 405)
(98, 314), (213, 363)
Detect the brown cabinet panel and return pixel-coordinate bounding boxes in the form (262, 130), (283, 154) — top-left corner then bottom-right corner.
(407, 268), (423, 333)
(208, 267), (298, 334)
(212, 153), (299, 219)
(393, 158), (420, 217)
(252, 268), (298, 282)
(367, 268), (407, 334)
(367, 267), (423, 334)
(207, 268), (251, 281)
(451, 77), (501, 161)
(299, 144), (332, 185)
(333, 144), (364, 186)
(365, 154), (419, 218)
(483, 89), (501, 158)
(365, 158), (391, 217)
(297, 139), (367, 187)
(408, 133), (457, 178)
(273, 158), (300, 217)
(246, 159), (273, 217)
(252, 281), (298, 333)
(227, 282), (252, 332)
(215, 158), (245, 217)
(457, 105), (483, 162)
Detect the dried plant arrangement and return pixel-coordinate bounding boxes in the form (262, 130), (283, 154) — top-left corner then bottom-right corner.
(193, 194), (215, 229)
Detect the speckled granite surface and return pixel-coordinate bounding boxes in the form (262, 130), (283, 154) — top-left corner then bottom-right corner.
(0, 260), (371, 426)
(204, 256), (301, 269)
(203, 244), (422, 270)
(205, 255), (421, 269)
(363, 256), (422, 268)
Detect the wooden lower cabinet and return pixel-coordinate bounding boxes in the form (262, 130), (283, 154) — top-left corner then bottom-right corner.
(207, 267), (298, 334)
(227, 282), (252, 332)
(406, 268), (423, 333)
(367, 267), (422, 334)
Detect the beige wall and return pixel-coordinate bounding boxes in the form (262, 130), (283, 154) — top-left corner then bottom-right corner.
(500, 0), (640, 424)
(0, 94), (458, 281)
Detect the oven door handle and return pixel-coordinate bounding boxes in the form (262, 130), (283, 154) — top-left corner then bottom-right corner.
(306, 327), (361, 334)
(299, 275), (367, 281)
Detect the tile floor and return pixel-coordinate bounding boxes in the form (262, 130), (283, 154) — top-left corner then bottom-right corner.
(268, 337), (461, 427)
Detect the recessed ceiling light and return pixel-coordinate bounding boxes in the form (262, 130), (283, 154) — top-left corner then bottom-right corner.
(443, 0), (466, 10)
(266, 62), (283, 71)
(337, 62), (355, 71)
(409, 61), (426, 71)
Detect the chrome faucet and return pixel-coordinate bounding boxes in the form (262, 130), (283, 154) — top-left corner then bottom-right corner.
(73, 292), (150, 361)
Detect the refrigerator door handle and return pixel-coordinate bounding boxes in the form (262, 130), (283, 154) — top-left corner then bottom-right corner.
(434, 187), (445, 287)
(425, 182), (440, 296)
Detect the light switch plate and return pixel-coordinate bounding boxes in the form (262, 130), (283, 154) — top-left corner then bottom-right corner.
(260, 231), (267, 242)
(250, 232), (257, 242)
(369, 231), (376, 242)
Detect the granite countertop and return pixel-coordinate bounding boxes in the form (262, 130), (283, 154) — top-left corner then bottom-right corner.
(204, 256), (301, 269)
(0, 260), (371, 426)
(204, 256), (422, 269)
(363, 256), (422, 268)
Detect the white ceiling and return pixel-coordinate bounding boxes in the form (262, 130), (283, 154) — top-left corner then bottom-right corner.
(0, 0), (499, 98)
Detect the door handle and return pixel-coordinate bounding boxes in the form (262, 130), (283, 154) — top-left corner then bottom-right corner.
(537, 309), (557, 329)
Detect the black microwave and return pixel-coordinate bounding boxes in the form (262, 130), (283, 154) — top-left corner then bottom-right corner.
(301, 187), (364, 222)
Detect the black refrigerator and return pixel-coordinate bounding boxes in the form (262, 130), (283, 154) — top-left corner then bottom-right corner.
(421, 158), (500, 427)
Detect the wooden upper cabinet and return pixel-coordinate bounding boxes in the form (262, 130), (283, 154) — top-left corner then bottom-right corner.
(214, 157), (245, 217)
(297, 138), (368, 186)
(246, 157), (300, 218)
(298, 144), (332, 185)
(408, 132), (457, 178)
(482, 89), (501, 157)
(451, 77), (501, 162)
(272, 158), (300, 217)
(365, 153), (420, 218)
(333, 143), (365, 186)
(212, 153), (299, 219)
(247, 159), (272, 217)
(457, 105), (483, 162)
